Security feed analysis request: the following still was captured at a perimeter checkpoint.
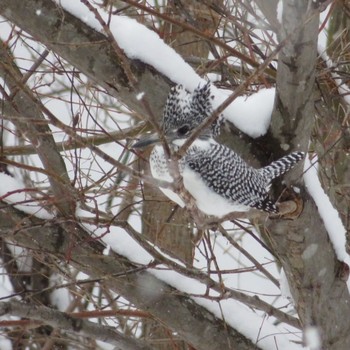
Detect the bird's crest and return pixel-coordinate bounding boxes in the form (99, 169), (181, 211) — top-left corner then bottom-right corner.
(162, 83), (222, 137)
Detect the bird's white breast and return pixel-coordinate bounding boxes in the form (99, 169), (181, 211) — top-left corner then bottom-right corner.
(182, 166), (250, 216)
(149, 145), (185, 207)
(149, 140), (250, 216)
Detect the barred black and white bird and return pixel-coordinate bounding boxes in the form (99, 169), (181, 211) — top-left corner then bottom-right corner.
(134, 84), (304, 217)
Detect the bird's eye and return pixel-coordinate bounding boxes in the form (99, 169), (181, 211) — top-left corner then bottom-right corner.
(177, 125), (190, 136)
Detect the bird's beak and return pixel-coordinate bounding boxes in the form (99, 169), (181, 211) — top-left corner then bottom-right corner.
(132, 133), (160, 149)
(133, 129), (181, 149)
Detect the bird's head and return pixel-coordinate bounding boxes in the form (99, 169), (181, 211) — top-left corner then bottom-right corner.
(133, 83), (221, 149)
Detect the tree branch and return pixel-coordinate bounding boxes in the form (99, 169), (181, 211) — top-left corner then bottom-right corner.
(263, 2), (350, 348)
(0, 39), (75, 217)
(0, 0), (171, 119)
(0, 299), (153, 350)
(0, 204), (261, 350)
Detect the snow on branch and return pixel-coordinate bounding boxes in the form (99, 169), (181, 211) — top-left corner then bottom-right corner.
(80, 211), (302, 350)
(54, 0), (274, 138)
(304, 156), (349, 266)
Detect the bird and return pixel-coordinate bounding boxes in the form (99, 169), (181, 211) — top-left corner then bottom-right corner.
(133, 84), (305, 217)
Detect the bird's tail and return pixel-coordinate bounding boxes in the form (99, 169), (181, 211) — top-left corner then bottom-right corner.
(260, 151), (305, 181)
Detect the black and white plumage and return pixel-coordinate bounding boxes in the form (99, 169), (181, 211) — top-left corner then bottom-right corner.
(162, 83), (223, 137)
(134, 84), (305, 217)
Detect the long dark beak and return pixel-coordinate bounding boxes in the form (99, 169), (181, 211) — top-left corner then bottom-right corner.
(132, 133), (160, 149)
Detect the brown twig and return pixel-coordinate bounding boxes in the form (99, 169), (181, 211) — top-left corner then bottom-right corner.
(1, 122), (147, 156)
(218, 224), (280, 287)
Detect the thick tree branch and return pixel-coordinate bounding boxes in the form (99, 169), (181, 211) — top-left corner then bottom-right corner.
(254, 0), (280, 32)
(263, 2), (350, 349)
(0, 39), (75, 217)
(0, 0), (171, 119)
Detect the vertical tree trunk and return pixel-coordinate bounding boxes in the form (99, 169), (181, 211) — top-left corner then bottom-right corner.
(263, 2), (350, 348)
(140, 2), (221, 348)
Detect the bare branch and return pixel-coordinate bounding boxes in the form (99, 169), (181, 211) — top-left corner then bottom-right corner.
(0, 39), (76, 217)
(1, 123), (147, 156)
(0, 300), (154, 350)
(0, 204), (261, 350)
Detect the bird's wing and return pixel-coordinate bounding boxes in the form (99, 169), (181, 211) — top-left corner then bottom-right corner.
(185, 144), (278, 212)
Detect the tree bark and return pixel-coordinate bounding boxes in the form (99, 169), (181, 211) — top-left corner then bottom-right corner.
(318, 0), (350, 246)
(263, 2), (350, 349)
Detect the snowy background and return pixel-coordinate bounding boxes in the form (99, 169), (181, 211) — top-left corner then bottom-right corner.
(0, 1), (348, 350)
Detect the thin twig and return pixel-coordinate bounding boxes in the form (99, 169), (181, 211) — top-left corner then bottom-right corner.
(112, 219), (300, 329)
(218, 224), (280, 287)
(120, 0), (276, 76)
(1, 122), (147, 156)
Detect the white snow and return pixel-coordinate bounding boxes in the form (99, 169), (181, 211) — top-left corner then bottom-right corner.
(78, 207), (153, 265)
(194, 298), (302, 350)
(293, 186), (301, 194)
(53, 0), (200, 89)
(304, 156), (350, 264)
(153, 268), (301, 349)
(0, 338), (12, 350)
(304, 326), (322, 350)
(74, 207), (303, 350)
(214, 87), (275, 137)
(277, 0), (283, 23)
(136, 92), (144, 101)
(54, 0), (273, 138)
(49, 273), (72, 311)
(0, 173), (54, 220)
